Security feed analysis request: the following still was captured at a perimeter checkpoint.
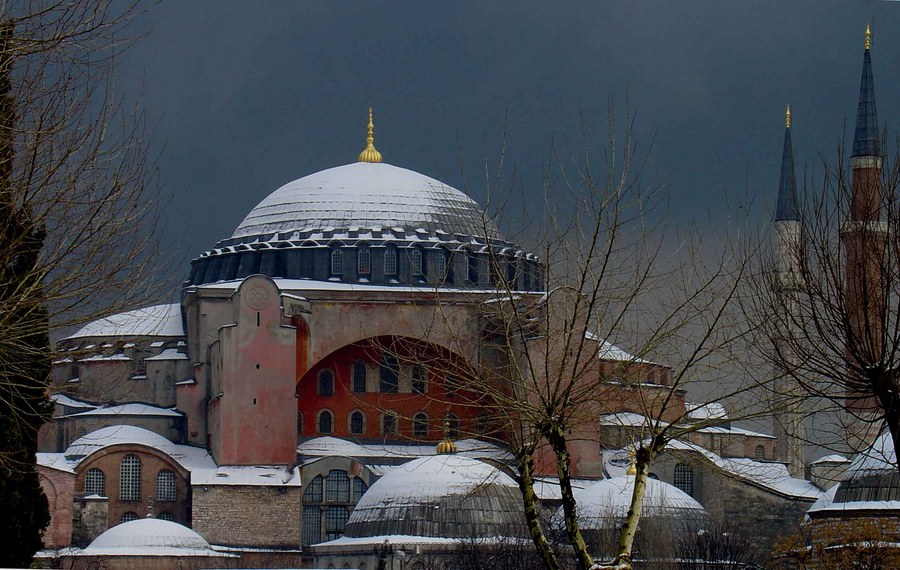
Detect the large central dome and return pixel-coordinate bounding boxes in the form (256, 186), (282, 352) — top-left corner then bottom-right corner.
(232, 162), (496, 241)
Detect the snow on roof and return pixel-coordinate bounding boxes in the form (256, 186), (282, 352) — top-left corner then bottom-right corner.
(63, 403), (183, 419)
(145, 348), (189, 361)
(64, 425), (216, 472)
(50, 393), (96, 409)
(297, 436), (511, 461)
(811, 454), (850, 465)
(175, 378), (197, 386)
(806, 483), (839, 516)
(600, 412), (667, 428)
(696, 425), (775, 439)
(37, 452), (77, 473)
(843, 429), (896, 476)
(314, 535), (461, 548)
(231, 162), (499, 241)
(532, 477), (594, 501)
(80, 519), (231, 557)
(79, 353), (131, 362)
(65, 304), (184, 340)
(663, 439), (822, 499)
(190, 465), (301, 487)
(585, 332), (656, 365)
(197, 278), (534, 296)
(686, 402), (728, 421)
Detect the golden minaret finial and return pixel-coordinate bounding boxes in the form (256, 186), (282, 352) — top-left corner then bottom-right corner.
(785, 104), (791, 129)
(865, 22), (871, 50)
(357, 107), (383, 163)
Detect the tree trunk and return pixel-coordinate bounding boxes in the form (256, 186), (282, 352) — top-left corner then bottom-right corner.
(613, 447), (653, 570)
(546, 423), (594, 570)
(516, 447), (560, 570)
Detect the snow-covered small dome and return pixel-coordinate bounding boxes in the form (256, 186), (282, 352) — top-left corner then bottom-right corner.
(82, 519), (214, 556)
(344, 454), (526, 539)
(65, 303), (184, 340)
(561, 475), (707, 530)
(232, 162), (498, 241)
(64, 425), (177, 459)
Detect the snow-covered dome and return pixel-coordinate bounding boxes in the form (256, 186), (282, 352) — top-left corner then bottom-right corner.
(232, 162), (498, 241)
(344, 454), (526, 539)
(82, 519), (215, 556)
(560, 475), (707, 530)
(64, 425), (178, 459)
(65, 303), (184, 340)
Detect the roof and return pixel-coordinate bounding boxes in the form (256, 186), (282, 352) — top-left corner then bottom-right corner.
(61, 403), (183, 419)
(79, 519), (229, 557)
(686, 402), (728, 421)
(297, 436), (511, 461)
(775, 121), (799, 221)
(190, 465), (302, 487)
(852, 47), (880, 158)
(230, 162), (499, 241)
(61, 425), (216, 473)
(50, 393), (96, 410)
(145, 348), (189, 361)
(65, 304), (184, 340)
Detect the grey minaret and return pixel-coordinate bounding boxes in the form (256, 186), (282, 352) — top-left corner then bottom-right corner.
(773, 105), (806, 478)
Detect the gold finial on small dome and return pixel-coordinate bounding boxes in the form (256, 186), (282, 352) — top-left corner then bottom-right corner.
(785, 104), (791, 129)
(865, 22), (872, 50)
(625, 448), (637, 476)
(357, 107), (383, 163)
(436, 437), (457, 455)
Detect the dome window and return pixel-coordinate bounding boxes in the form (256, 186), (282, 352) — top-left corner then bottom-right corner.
(84, 468), (105, 496)
(674, 463), (694, 497)
(156, 469), (176, 502)
(157, 512), (175, 522)
(318, 369), (335, 396)
(384, 246), (398, 277)
(119, 455), (142, 501)
(330, 248), (344, 277)
(410, 248), (425, 278)
(357, 246), (371, 276)
(468, 252), (480, 285)
(120, 511), (139, 524)
(318, 410), (334, 434)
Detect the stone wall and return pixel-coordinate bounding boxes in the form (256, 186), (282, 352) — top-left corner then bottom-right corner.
(38, 465), (75, 548)
(192, 484), (301, 548)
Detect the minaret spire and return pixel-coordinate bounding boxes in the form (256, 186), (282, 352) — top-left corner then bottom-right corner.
(357, 107), (383, 163)
(775, 105), (798, 222)
(852, 23), (879, 159)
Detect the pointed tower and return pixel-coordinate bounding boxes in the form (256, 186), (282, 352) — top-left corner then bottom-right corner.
(841, 23), (886, 443)
(773, 105), (806, 477)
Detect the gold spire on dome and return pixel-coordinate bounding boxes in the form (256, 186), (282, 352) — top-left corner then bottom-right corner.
(357, 107), (383, 163)
(626, 448), (637, 476)
(865, 22), (872, 50)
(785, 104), (791, 129)
(436, 437), (457, 455)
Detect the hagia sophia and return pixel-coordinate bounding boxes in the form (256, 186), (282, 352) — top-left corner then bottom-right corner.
(30, 26), (900, 570)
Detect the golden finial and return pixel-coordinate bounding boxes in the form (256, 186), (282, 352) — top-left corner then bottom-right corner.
(785, 104), (791, 129)
(865, 22), (871, 50)
(435, 418), (458, 454)
(357, 107), (383, 163)
(625, 448), (637, 476)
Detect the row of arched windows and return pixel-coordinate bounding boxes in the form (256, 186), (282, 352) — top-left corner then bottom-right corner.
(308, 409), (463, 438)
(317, 358), (432, 396)
(121, 511), (174, 523)
(83, 456), (177, 502)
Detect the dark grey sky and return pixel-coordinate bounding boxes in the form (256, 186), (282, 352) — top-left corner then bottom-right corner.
(115, 1), (900, 281)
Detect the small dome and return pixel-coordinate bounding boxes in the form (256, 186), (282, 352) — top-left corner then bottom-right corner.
(561, 476), (706, 530)
(230, 162), (498, 241)
(828, 430), (900, 507)
(65, 303), (184, 340)
(65, 425), (177, 459)
(83, 519), (213, 556)
(344, 455), (526, 539)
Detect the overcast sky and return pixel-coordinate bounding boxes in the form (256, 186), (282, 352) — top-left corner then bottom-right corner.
(114, 1), (900, 282)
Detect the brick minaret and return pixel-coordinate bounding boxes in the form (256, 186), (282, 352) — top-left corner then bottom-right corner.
(773, 105), (806, 477)
(841, 23), (885, 443)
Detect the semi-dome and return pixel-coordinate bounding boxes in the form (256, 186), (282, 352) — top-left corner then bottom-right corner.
(344, 454), (527, 539)
(231, 162), (498, 242)
(82, 518), (215, 556)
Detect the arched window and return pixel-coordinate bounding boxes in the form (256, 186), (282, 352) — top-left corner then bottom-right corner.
(413, 413), (429, 437)
(318, 369), (335, 396)
(379, 351), (399, 393)
(384, 246), (397, 276)
(411, 365), (427, 394)
(120, 511), (139, 523)
(84, 468), (105, 495)
(120, 455), (141, 501)
(353, 477), (368, 502)
(157, 512), (175, 522)
(304, 475), (323, 502)
(326, 470), (350, 502)
(446, 375), (459, 398)
(330, 248), (343, 276)
(648, 473), (659, 480)
(318, 410), (334, 434)
(349, 411), (365, 435)
(674, 463), (694, 497)
(446, 414), (460, 439)
(156, 469), (176, 502)
(357, 246), (371, 275)
(435, 250), (449, 283)
(410, 248), (424, 277)
(382, 411), (398, 435)
(755, 445), (766, 460)
(467, 252), (479, 284)
(302, 506), (322, 546)
(351, 361), (367, 393)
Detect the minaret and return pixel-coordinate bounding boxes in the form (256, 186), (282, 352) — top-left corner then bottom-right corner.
(773, 105), (806, 477)
(841, 23), (885, 443)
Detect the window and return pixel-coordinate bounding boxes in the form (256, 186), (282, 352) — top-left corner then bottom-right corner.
(648, 473), (659, 480)
(325, 506), (349, 540)
(413, 413), (429, 437)
(435, 250), (448, 282)
(158, 512), (175, 522)
(507, 258), (518, 286)
(353, 477), (368, 502)
(357, 246), (371, 275)
(474, 415), (491, 436)
(120, 511), (139, 523)
(674, 463), (694, 497)
(351, 361), (367, 393)
(84, 468), (105, 495)
(410, 248), (424, 277)
(446, 375), (459, 398)
(446, 414), (460, 439)
(330, 248), (343, 276)
(382, 412), (398, 435)
(350, 411), (365, 435)
(379, 351), (399, 393)
(120, 455), (141, 501)
(318, 410), (334, 434)
(302, 506), (322, 546)
(468, 252), (479, 284)
(156, 469), (176, 502)
(318, 369), (335, 396)
(325, 470), (350, 502)
(384, 246), (397, 276)
(411, 365), (427, 394)
(755, 445), (766, 460)
(304, 475), (323, 502)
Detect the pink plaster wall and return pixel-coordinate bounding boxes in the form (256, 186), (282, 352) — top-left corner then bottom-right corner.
(38, 465), (75, 548)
